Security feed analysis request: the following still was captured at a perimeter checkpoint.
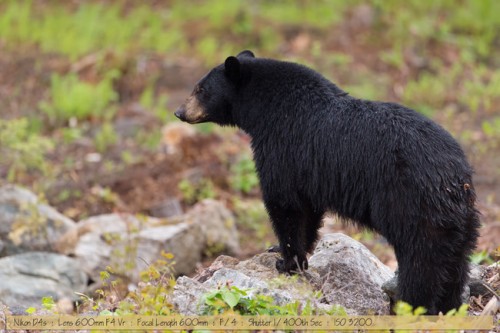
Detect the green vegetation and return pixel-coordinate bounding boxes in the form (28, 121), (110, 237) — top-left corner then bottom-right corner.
(230, 155), (259, 194)
(139, 83), (171, 123)
(94, 122), (118, 153)
(73, 253), (177, 315)
(0, 0), (348, 64)
(0, 118), (53, 182)
(470, 250), (495, 265)
(202, 284), (346, 316)
(9, 201), (50, 247)
(39, 70), (119, 126)
(394, 300), (469, 317)
(0, 1), (184, 60)
(233, 199), (271, 247)
(178, 178), (216, 204)
(202, 285), (281, 315)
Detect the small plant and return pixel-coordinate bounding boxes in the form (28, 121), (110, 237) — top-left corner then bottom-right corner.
(134, 128), (163, 150)
(178, 178), (216, 204)
(394, 300), (469, 316)
(39, 70), (119, 126)
(92, 186), (121, 206)
(120, 150), (140, 165)
(8, 201), (54, 249)
(470, 250), (494, 265)
(402, 72), (448, 117)
(76, 252), (177, 315)
(139, 82), (172, 123)
(54, 188), (82, 204)
(203, 285), (280, 315)
(60, 126), (84, 144)
(233, 199), (270, 244)
(115, 252), (176, 315)
(94, 122), (118, 153)
(41, 296), (56, 311)
(230, 155), (259, 194)
(0, 118), (53, 181)
(202, 284), (347, 316)
(393, 301), (428, 316)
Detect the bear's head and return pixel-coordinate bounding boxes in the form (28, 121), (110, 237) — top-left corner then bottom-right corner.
(174, 50), (254, 126)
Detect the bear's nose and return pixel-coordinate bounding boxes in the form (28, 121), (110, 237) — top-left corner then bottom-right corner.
(174, 106), (186, 121)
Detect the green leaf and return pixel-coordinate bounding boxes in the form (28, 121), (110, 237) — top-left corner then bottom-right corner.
(41, 296), (55, 310)
(99, 309), (114, 315)
(25, 307), (36, 314)
(413, 306), (427, 315)
(221, 290), (240, 308)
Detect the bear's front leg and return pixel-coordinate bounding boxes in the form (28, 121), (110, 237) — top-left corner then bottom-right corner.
(265, 202), (308, 274)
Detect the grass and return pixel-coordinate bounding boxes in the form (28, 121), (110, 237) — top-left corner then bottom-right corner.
(0, 1), (185, 60)
(2, 0), (499, 118)
(0, 0), (352, 63)
(39, 70), (119, 126)
(0, 118), (53, 182)
(230, 154), (259, 194)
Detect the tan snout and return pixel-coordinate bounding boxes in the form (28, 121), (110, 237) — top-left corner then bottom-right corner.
(174, 96), (207, 124)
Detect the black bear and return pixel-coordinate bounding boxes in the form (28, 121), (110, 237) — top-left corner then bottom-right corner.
(175, 50), (480, 314)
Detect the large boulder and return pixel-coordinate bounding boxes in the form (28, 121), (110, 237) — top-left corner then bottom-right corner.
(172, 233), (394, 315)
(184, 199), (240, 256)
(308, 233), (394, 314)
(70, 200), (239, 283)
(70, 213), (162, 281)
(173, 253), (318, 315)
(0, 185), (76, 257)
(136, 222), (205, 276)
(0, 252), (87, 309)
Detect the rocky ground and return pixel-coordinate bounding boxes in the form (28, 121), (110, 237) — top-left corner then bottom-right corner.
(0, 184), (498, 323)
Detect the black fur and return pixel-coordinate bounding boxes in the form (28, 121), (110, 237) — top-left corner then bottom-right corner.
(175, 51), (480, 314)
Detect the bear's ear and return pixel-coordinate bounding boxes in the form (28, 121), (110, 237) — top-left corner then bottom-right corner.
(237, 50), (255, 58)
(224, 56), (240, 83)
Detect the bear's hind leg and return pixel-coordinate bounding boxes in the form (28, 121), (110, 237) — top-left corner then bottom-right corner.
(395, 242), (440, 314)
(395, 227), (475, 315)
(265, 202), (310, 273)
(435, 226), (478, 313)
(435, 256), (469, 313)
(304, 211), (324, 253)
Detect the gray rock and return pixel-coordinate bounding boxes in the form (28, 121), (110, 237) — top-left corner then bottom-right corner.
(469, 263), (489, 297)
(149, 198), (183, 218)
(135, 201), (240, 276)
(308, 233), (394, 314)
(0, 252), (87, 308)
(187, 199), (240, 256)
(173, 253), (321, 315)
(172, 233), (394, 315)
(469, 263), (487, 280)
(172, 276), (209, 315)
(381, 273), (398, 301)
(0, 185), (76, 257)
(72, 200), (239, 283)
(72, 214), (163, 280)
(136, 222), (204, 276)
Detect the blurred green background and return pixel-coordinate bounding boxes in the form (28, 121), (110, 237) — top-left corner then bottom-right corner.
(0, 0), (499, 261)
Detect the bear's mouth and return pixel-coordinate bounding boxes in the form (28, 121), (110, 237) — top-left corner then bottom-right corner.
(175, 96), (209, 124)
(174, 105), (208, 124)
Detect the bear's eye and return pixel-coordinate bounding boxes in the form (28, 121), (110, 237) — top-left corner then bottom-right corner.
(195, 86), (205, 94)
